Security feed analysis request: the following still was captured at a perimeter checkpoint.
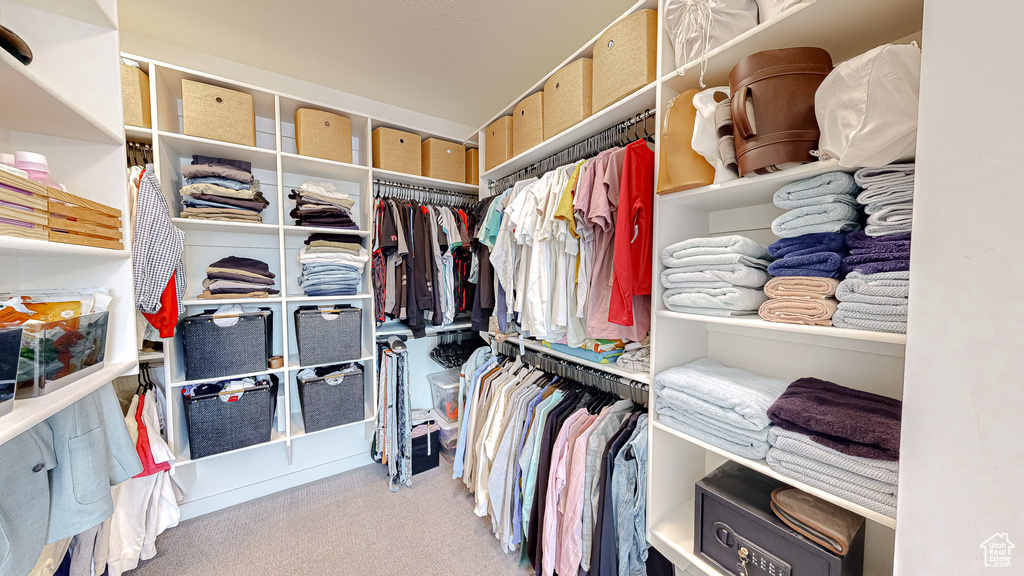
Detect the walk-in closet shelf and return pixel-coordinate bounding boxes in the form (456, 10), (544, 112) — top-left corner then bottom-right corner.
(0, 0), (138, 440)
(644, 0), (924, 573)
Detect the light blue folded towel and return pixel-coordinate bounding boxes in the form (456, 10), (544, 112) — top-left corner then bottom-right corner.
(654, 358), (790, 431)
(660, 252), (772, 271)
(663, 287), (768, 316)
(658, 411), (770, 460)
(832, 307), (907, 334)
(768, 427), (899, 484)
(661, 266), (771, 290)
(771, 204), (860, 238)
(836, 271), (910, 305)
(865, 205), (913, 237)
(773, 171), (860, 209)
(661, 235), (769, 267)
(854, 163), (915, 188)
(858, 185), (914, 209)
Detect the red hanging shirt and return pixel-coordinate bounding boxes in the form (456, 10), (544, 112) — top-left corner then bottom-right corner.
(609, 140), (654, 326)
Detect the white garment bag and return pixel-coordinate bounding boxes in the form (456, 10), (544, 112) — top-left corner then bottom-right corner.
(665, 0), (758, 75)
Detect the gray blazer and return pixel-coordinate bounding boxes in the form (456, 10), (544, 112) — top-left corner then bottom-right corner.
(0, 383), (142, 576)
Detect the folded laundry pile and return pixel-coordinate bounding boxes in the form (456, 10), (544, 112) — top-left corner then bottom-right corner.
(198, 256), (279, 299)
(758, 276), (840, 326)
(654, 358), (789, 459)
(855, 163), (915, 237)
(659, 235), (771, 316)
(179, 155), (269, 223)
(289, 181), (359, 229)
(297, 233), (368, 296)
(832, 270), (910, 334)
(770, 171), (861, 238)
(181, 373), (276, 402)
(541, 340), (624, 364)
(617, 336), (651, 373)
(766, 377), (902, 517)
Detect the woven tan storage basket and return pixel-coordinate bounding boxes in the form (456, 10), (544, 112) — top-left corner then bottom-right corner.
(296, 109), (352, 163)
(121, 63), (151, 129)
(182, 79), (256, 146)
(593, 9), (658, 112)
(484, 117), (513, 171)
(544, 59), (593, 139)
(466, 149), (479, 184)
(372, 127), (422, 175)
(512, 92), (544, 157)
(422, 138), (466, 183)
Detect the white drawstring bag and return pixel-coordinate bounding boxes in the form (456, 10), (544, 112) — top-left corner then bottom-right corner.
(691, 86), (739, 184)
(665, 0), (758, 84)
(815, 43), (922, 168)
(755, 0), (802, 23)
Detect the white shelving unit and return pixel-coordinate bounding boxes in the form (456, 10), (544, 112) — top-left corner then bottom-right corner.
(646, 0), (923, 574)
(0, 0), (138, 438)
(124, 52), (479, 516)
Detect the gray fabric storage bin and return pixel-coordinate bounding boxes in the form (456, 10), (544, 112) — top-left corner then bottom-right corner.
(182, 376), (279, 460)
(296, 363), (364, 433)
(294, 305), (361, 366)
(181, 309), (272, 381)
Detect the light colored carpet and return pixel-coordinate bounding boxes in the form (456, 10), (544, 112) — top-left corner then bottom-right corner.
(128, 458), (534, 576)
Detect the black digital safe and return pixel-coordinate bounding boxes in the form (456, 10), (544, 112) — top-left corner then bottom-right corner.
(694, 461), (864, 576)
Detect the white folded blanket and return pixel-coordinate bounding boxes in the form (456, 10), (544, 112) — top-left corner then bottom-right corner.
(854, 163), (916, 188)
(771, 204), (860, 238)
(836, 271), (909, 304)
(857, 184), (914, 208)
(659, 411), (770, 460)
(661, 266), (771, 289)
(654, 358), (789, 431)
(660, 252), (772, 271)
(660, 235), (769, 266)
(663, 287), (768, 316)
(772, 170), (859, 209)
(832, 307), (907, 334)
(865, 205), (913, 237)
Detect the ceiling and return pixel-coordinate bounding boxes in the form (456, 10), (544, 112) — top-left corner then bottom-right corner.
(117, 0), (636, 130)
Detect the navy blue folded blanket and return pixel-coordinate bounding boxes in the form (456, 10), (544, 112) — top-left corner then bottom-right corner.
(768, 232), (847, 278)
(841, 231), (911, 274)
(769, 232), (847, 258)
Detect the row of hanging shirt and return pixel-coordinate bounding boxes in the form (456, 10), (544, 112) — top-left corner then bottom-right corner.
(480, 137), (656, 348)
(371, 182), (478, 338)
(454, 347), (651, 576)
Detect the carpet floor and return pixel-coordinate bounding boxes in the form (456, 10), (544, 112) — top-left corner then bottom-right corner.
(128, 458), (535, 576)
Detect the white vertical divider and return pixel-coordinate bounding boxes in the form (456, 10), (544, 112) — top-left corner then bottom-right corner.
(275, 95), (295, 463)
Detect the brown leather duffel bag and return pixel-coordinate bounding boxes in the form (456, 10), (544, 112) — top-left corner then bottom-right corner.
(729, 47), (832, 176)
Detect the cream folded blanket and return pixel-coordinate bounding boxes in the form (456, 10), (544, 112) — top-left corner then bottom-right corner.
(660, 235), (769, 267)
(759, 297), (838, 326)
(763, 276), (840, 299)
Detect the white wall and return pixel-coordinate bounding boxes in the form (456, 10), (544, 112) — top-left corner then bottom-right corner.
(119, 33), (478, 142)
(896, 0), (1024, 573)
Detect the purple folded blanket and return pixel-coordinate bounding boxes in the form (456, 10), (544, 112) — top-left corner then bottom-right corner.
(767, 377), (902, 461)
(841, 253), (911, 274)
(769, 232), (847, 259)
(846, 230), (911, 249)
(767, 252), (844, 278)
(841, 231), (911, 274)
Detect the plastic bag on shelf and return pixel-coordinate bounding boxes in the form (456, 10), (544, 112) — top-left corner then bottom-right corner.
(691, 86), (740, 184)
(665, 0), (758, 82)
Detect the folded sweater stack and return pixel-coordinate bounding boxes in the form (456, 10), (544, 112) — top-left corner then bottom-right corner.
(766, 377), (902, 518)
(770, 171), (861, 238)
(654, 358), (789, 459)
(660, 235), (771, 317)
(758, 276), (840, 326)
(289, 181), (359, 229)
(180, 156), (268, 223)
(855, 164), (914, 237)
(297, 234), (368, 297)
(832, 270), (910, 334)
(617, 337), (651, 373)
(198, 256), (279, 299)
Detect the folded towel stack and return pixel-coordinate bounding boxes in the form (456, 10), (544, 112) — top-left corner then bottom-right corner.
(542, 340), (624, 364)
(832, 270), (910, 333)
(660, 235), (771, 316)
(654, 358), (789, 459)
(855, 164), (915, 238)
(766, 377), (902, 517)
(767, 232), (848, 278)
(758, 276), (840, 326)
(770, 171), (861, 238)
(198, 256), (279, 299)
(289, 181), (359, 229)
(617, 338), (650, 373)
(180, 155), (268, 223)
(297, 234), (368, 296)
(841, 229), (911, 276)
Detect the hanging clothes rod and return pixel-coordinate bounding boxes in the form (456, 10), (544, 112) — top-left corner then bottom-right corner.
(487, 108), (656, 193)
(373, 179), (477, 207)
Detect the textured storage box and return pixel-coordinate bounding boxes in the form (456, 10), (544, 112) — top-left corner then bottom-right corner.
(183, 376), (278, 459)
(0, 170), (49, 241)
(544, 59), (593, 139)
(513, 92), (544, 157)
(412, 428), (440, 475)
(294, 305), (362, 366)
(296, 363), (364, 433)
(182, 79), (256, 146)
(593, 9), (658, 112)
(484, 116), (513, 171)
(695, 461), (865, 576)
(181, 309), (272, 381)
(7, 311), (108, 400)
(428, 368), (460, 423)
(295, 108), (353, 164)
(121, 63), (151, 129)
(372, 127), (421, 175)
(465, 148), (479, 184)
(421, 138), (466, 183)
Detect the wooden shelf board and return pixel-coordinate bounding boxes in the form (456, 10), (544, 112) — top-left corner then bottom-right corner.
(0, 235), (130, 258)
(648, 500), (721, 576)
(157, 131), (279, 172)
(371, 168), (479, 194)
(282, 225), (371, 237)
(280, 152), (370, 183)
(656, 310), (908, 346)
(287, 352), (375, 372)
(171, 218), (281, 235)
(658, 160), (845, 211)
(174, 429), (287, 466)
(125, 125), (155, 143)
(181, 297), (283, 306)
(652, 420), (898, 529)
(503, 335), (652, 384)
(170, 367), (288, 388)
(283, 294), (372, 303)
(0, 361), (136, 445)
(376, 320), (474, 337)
(287, 415), (374, 442)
